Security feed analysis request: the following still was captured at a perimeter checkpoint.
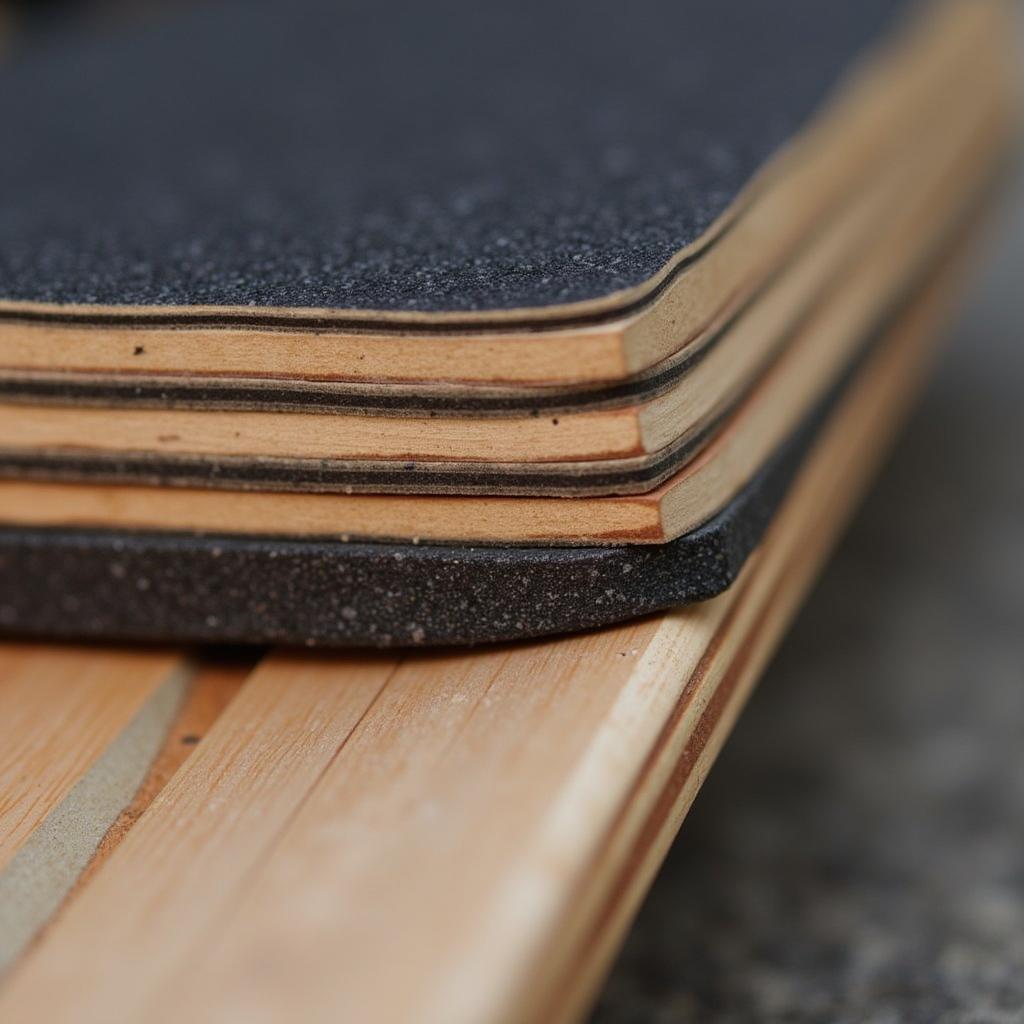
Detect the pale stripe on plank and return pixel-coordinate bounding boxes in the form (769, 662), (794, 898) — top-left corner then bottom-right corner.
(0, 645), (190, 972)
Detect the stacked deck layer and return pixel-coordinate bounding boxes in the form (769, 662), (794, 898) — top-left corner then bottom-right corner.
(0, 0), (1015, 645)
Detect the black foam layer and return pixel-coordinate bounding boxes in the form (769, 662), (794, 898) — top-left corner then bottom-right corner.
(0, 0), (907, 314)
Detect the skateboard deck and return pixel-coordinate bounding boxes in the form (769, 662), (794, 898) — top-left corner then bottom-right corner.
(0, 0), (1014, 645)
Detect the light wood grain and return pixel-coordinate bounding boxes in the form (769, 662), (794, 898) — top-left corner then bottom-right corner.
(0, 0), (998, 388)
(0, 241), (964, 1022)
(0, 645), (190, 972)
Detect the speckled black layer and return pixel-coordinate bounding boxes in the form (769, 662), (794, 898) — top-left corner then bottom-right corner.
(0, 0), (909, 314)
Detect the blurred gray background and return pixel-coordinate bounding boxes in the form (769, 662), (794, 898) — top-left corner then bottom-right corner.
(593, 126), (1024, 1024)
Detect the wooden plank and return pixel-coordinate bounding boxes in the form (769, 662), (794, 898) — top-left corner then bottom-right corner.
(0, 645), (190, 972)
(0, 653), (397, 1019)
(0, 241), (960, 1022)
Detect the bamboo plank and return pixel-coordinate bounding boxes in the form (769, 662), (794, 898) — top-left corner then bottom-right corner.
(0, 51), (988, 474)
(149, 269), (943, 1024)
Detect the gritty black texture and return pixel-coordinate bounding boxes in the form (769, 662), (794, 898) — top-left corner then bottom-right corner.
(0, 0), (908, 313)
(0, 399), (805, 647)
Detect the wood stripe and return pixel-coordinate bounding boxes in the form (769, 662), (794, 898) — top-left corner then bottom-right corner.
(67, 659), (253, 895)
(0, 645), (190, 972)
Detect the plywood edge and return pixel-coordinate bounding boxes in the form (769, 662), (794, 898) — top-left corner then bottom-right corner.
(0, 150), (997, 552)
